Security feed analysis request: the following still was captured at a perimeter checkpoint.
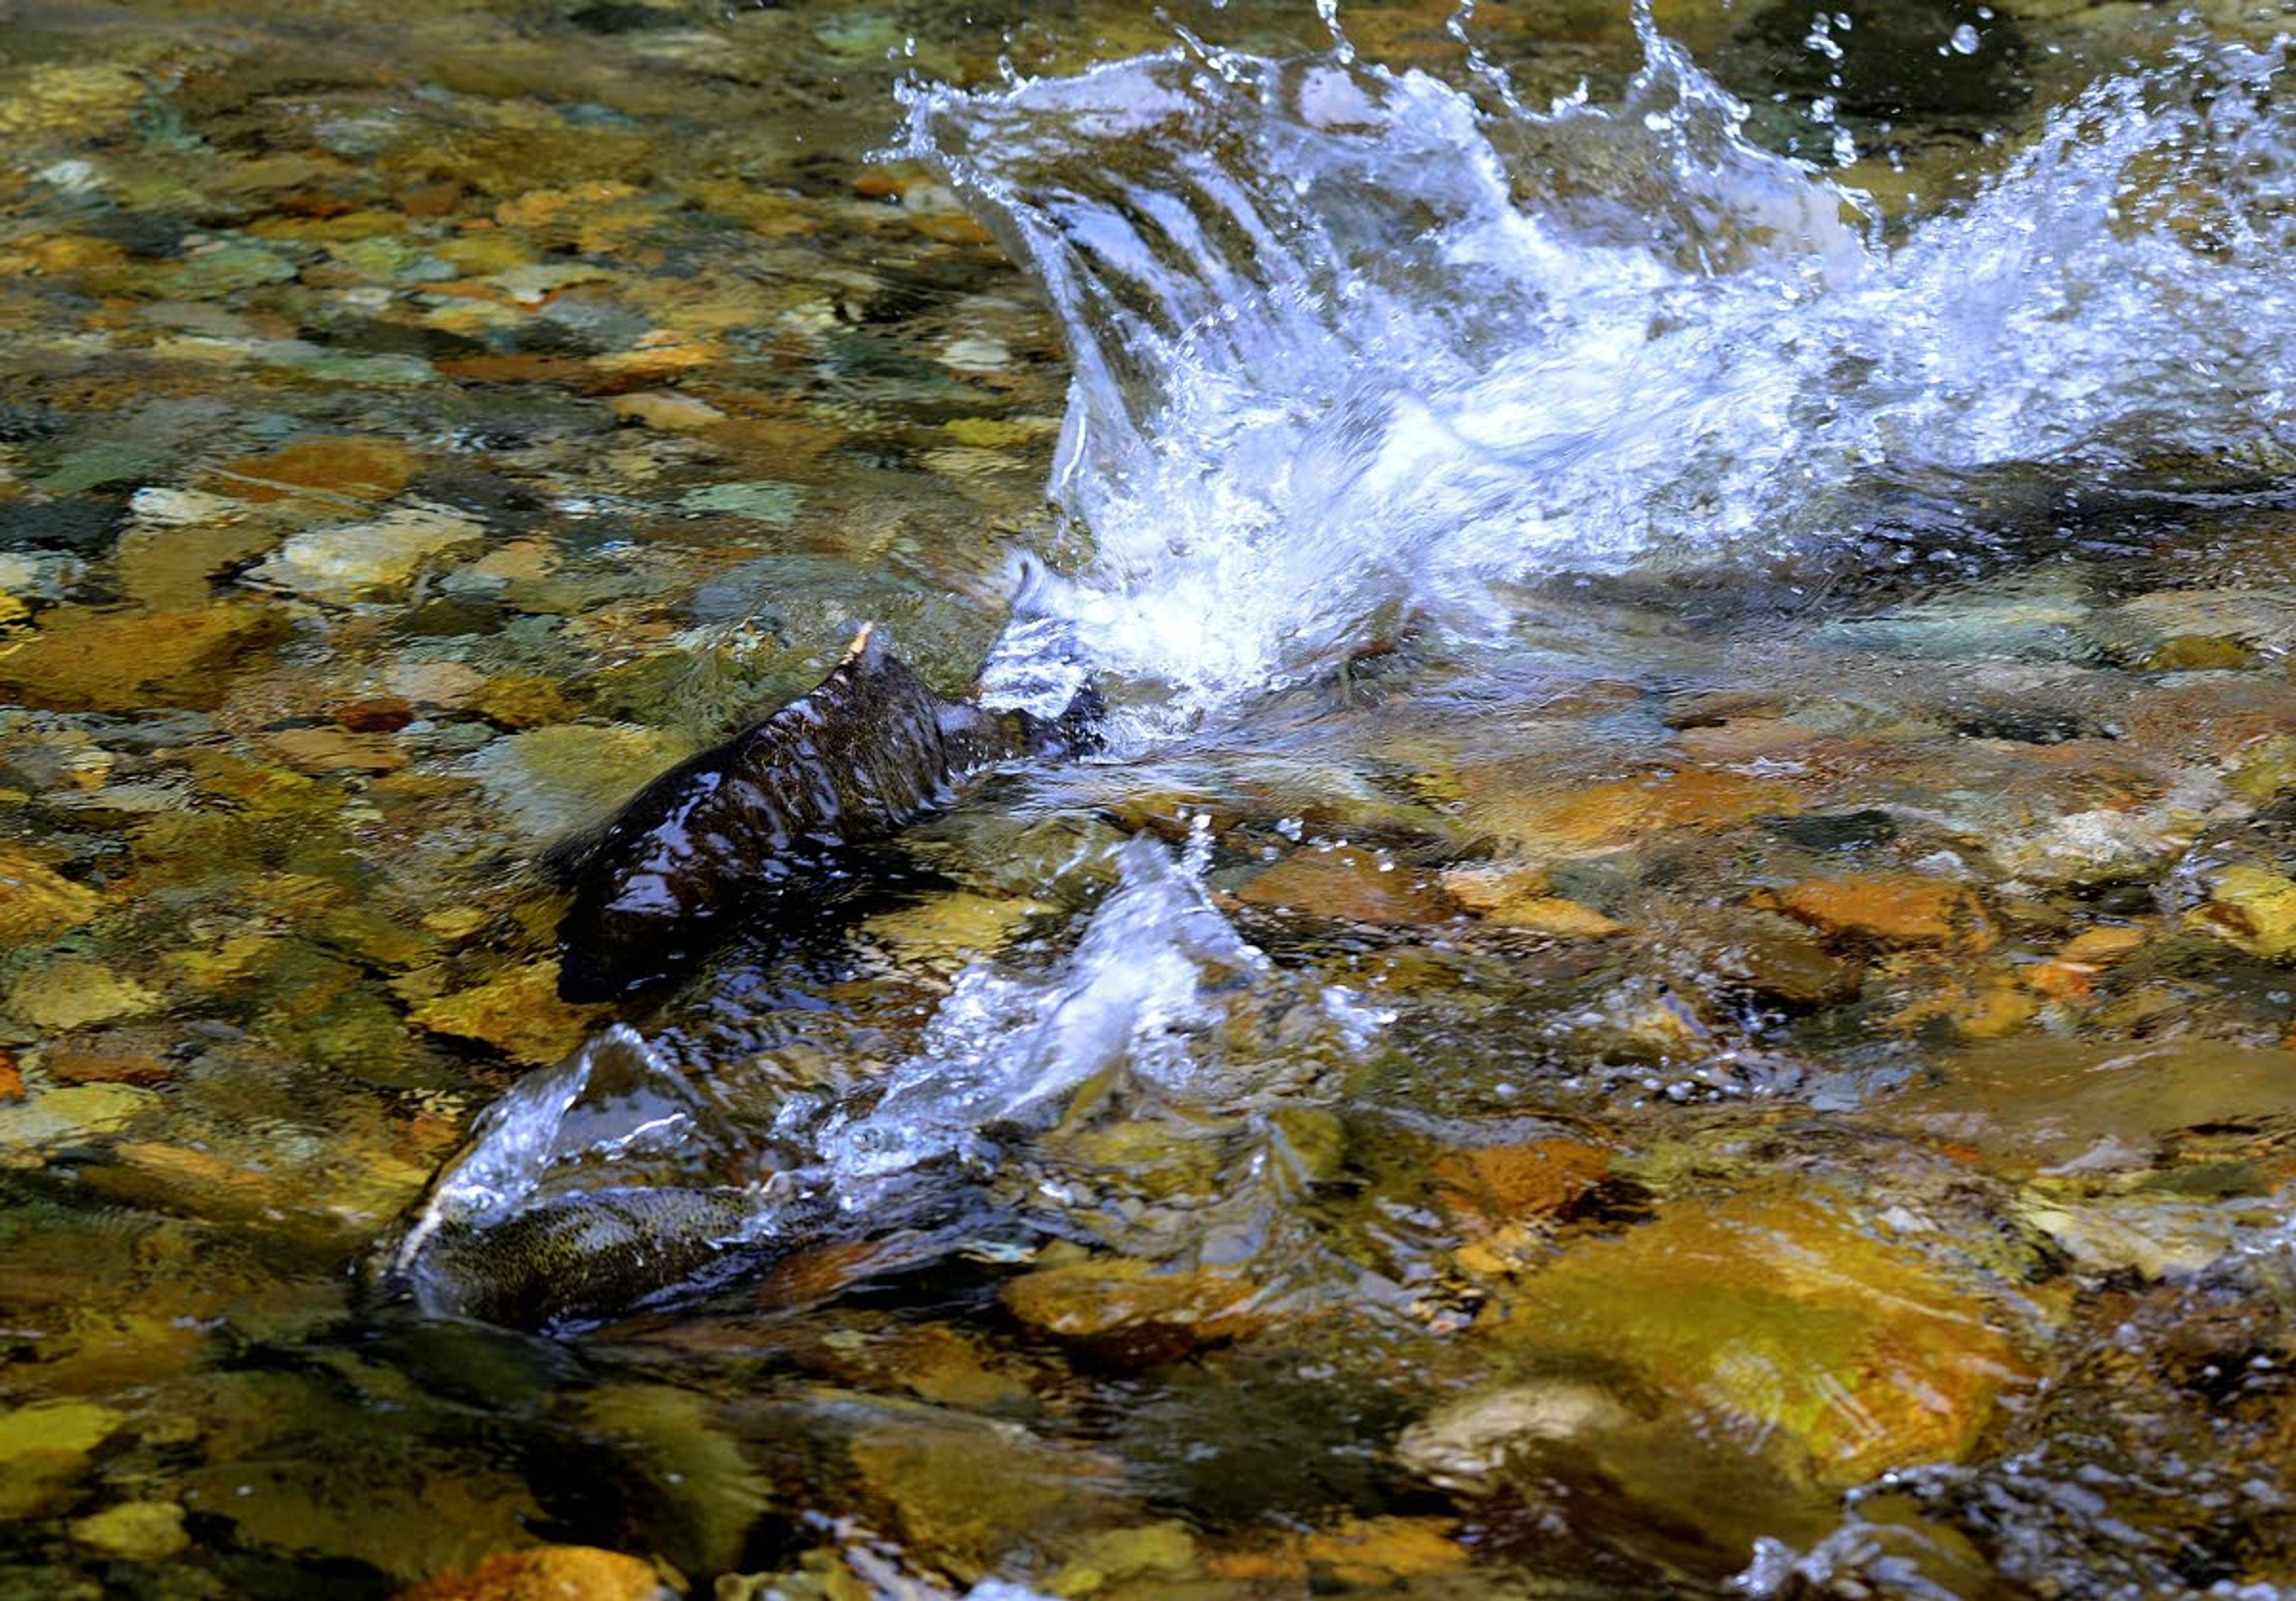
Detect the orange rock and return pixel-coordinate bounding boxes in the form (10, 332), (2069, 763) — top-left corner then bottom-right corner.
(394, 1546), (674, 1601)
(0, 606), (289, 713)
(255, 728), (408, 775)
(1431, 1139), (1613, 1236)
(2024, 960), (2097, 1003)
(492, 182), (641, 230)
(0, 1052), (20, 1102)
(46, 1049), (172, 1087)
(2025, 927), (2145, 1003)
(1204, 1544), (1308, 1584)
(210, 438), (415, 505)
(1489, 895), (1625, 937)
(1300, 1517), (1469, 1588)
(1463, 763), (1799, 854)
(334, 696), (416, 733)
(1238, 845), (1458, 925)
(1002, 1256), (1263, 1352)
(1757, 872), (1993, 949)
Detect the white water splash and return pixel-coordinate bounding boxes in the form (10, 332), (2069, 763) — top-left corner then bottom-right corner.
(396, 830), (1385, 1290)
(387, 1024), (749, 1276)
(813, 826), (1385, 1193)
(904, 19), (2296, 732)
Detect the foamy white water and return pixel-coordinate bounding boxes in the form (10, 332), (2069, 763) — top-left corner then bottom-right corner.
(902, 14), (2296, 732)
(393, 831), (1386, 1301)
(811, 826), (1385, 1195)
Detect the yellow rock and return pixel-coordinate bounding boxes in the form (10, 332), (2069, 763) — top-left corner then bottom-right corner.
(2191, 864), (2296, 959)
(0, 1084), (161, 1152)
(409, 961), (603, 1066)
(592, 331), (722, 378)
(943, 415), (1057, 447)
(1950, 974), (2040, 1040)
(0, 606), (289, 712)
(114, 516), (281, 610)
(808, 1324), (1031, 1413)
(1047, 1521), (1198, 1597)
(2054, 925), (2147, 966)
(2148, 634), (2255, 671)
(0, 64), (145, 139)
(860, 892), (1046, 968)
(7, 959), (159, 1031)
(420, 907), (491, 944)
(2227, 734), (2296, 804)
(468, 673), (575, 731)
(69, 1499), (190, 1562)
(605, 391), (726, 430)
(0, 844), (99, 940)
(393, 1545), (675, 1601)
(1489, 894), (1625, 937)
(20, 235), (128, 274)
(434, 233), (535, 276)
(1492, 1193), (2032, 1486)
(845, 1404), (1124, 1583)
(0, 1399), (123, 1518)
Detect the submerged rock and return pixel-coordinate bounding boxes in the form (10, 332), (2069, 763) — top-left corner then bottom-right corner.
(1477, 1189), (2036, 1487)
(395, 1547), (676, 1601)
(0, 604), (288, 711)
(550, 625), (1098, 1001)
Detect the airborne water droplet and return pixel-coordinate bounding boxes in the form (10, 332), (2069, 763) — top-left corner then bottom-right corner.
(1951, 23), (1981, 54)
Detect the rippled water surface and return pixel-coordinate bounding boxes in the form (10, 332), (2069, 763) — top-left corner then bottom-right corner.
(3, 1), (2296, 1596)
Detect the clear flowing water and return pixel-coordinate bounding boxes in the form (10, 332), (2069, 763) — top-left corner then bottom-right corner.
(7, 1), (2296, 1597)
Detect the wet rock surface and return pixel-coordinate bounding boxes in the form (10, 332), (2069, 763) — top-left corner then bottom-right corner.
(0, 0), (2290, 1597)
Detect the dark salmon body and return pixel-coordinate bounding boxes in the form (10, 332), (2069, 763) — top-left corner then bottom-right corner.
(552, 626), (1098, 1001)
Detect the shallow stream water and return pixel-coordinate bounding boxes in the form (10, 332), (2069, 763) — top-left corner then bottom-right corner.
(3, 1), (2296, 1596)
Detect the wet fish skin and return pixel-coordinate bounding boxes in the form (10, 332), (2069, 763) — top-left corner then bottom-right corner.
(387, 1187), (780, 1334)
(552, 625), (1098, 1002)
